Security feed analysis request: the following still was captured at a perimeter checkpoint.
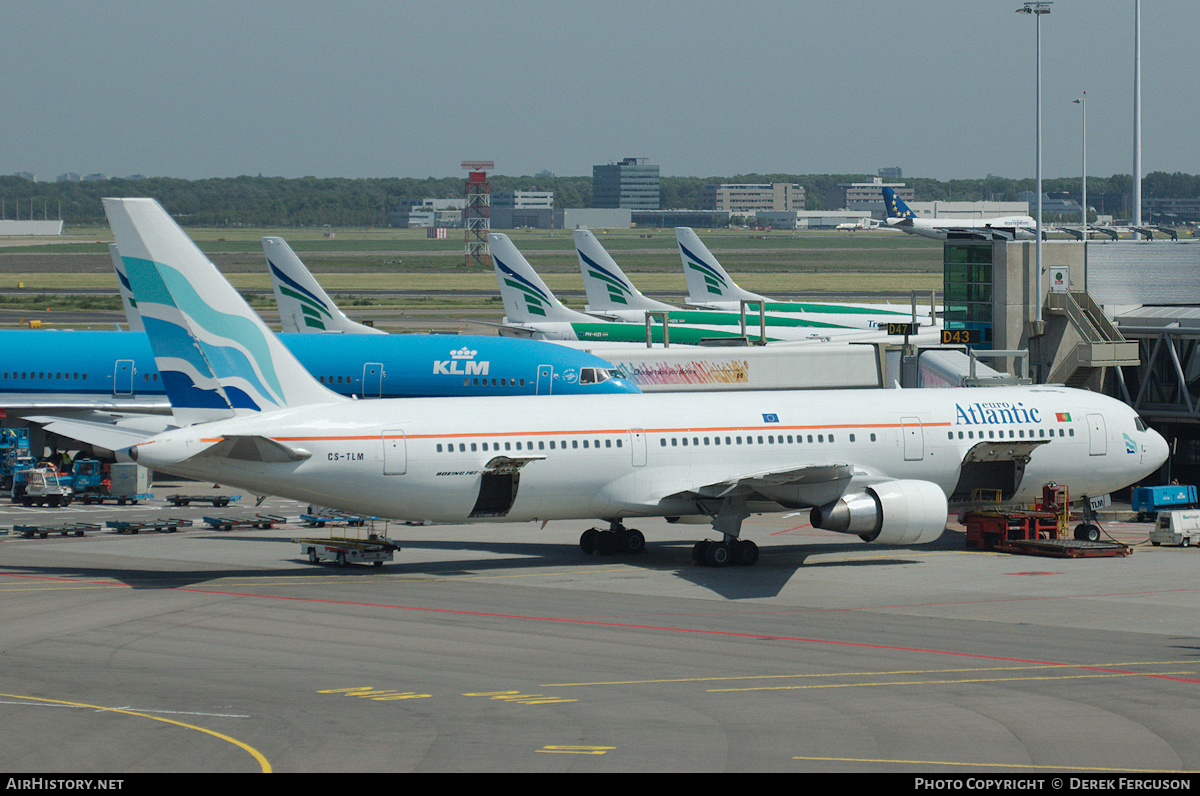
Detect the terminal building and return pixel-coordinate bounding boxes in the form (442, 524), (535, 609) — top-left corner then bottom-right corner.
(940, 237), (1200, 483)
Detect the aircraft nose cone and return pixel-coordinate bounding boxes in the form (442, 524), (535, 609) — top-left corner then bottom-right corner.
(1149, 428), (1170, 469)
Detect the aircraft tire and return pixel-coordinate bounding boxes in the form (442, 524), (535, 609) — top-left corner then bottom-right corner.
(619, 528), (645, 554)
(735, 540), (759, 566)
(579, 528), (598, 555)
(705, 542), (731, 567)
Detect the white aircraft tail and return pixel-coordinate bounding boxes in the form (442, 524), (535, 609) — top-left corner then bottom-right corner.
(675, 227), (766, 305)
(574, 229), (675, 313)
(263, 237), (385, 335)
(104, 198), (342, 426)
(489, 233), (595, 324)
(109, 244), (144, 332)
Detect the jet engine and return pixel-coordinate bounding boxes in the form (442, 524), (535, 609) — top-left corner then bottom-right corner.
(810, 479), (947, 545)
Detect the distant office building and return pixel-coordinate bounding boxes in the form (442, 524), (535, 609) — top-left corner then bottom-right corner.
(1019, 191), (1079, 217)
(12, 172), (36, 182)
(82, 173), (108, 182)
(1144, 197), (1200, 225)
(55, 173), (81, 183)
(492, 191), (553, 209)
(878, 167), (903, 180)
(387, 198), (465, 228)
(828, 177), (913, 216)
(697, 183), (804, 214)
(593, 157), (660, 210)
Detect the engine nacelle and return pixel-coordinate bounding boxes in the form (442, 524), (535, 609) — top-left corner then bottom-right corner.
(809, 479), (947, 545)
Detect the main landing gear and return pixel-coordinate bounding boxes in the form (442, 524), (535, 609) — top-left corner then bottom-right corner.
(580, 520), (645, 556)
(692, 538), (759, 567)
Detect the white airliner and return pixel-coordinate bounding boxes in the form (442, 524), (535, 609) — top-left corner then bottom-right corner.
(882, 187), (1037, 242)
(106, 197), (1168, 567)
(675, 227), (933, 328)
(263, 237), (386, 335)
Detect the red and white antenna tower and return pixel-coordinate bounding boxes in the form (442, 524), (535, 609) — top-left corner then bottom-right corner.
(462, 160), (493, 268)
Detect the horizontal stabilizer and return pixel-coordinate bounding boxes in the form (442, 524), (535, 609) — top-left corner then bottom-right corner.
(28, 416), (159, 455)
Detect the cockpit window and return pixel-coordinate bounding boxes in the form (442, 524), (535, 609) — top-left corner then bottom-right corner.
(1135, 416), (1147, 432)
(580, 367), (615, 385)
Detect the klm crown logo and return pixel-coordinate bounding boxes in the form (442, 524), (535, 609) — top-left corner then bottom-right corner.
(434, 347), (489, 376)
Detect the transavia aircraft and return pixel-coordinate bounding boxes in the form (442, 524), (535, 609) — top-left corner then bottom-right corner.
(492, 233), (889, 344)
(109, 197), (1168, 567)
(674, 227), (935, 326)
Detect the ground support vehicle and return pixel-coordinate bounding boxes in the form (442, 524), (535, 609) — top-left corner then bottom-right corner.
(107, 519), (193, 535)
(71, 461), (153, 505)
(202, 514), (286, 531)
(1132, 485), (1198, 522)
(1149, 510), (1200, 547)
(14, 468), (74, 507)
(963, 507), (1130, 558)
(294, 533), (399, 567)
(300, 510), (377, 528)
(14, 522), (100, 538)
(167, 494), (239, 507)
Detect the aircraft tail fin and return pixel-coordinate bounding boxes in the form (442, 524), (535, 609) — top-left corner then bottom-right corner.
(881, 187), (916, 219)
(573, 229), (675, 313)
(110, 244), (144, 332)
(675, 227), (766, 305)
(489, 233), (595, 324)
(263, 237), (385, 335)
(104, 198), (342, 426)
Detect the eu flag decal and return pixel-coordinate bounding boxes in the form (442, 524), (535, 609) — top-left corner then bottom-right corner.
(762, 413), (779, 423)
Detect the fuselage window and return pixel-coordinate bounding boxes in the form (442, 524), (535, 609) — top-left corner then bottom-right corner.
(849, 434), (856, 442)
(870, 433), (877, 442)
(436, 444), (443, 452)
(538, 441), (545, 450)
(550, 441), (556, 450)
(459, 444), (466, 452)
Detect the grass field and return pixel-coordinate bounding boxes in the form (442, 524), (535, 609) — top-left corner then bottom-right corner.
(0, 226), (945, 327)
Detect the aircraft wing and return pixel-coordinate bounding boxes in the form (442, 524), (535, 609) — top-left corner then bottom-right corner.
(2, 394), (171, 414)
(663, 462), (861, 508)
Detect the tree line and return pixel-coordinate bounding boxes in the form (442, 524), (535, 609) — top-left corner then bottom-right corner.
(1, 171), (1197, 228)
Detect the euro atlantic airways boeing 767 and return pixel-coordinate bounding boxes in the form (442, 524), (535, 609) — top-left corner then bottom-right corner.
(107, 197), (1166, 567)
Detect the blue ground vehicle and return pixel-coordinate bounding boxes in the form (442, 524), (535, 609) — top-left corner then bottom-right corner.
(1131, 484), (1198, 521)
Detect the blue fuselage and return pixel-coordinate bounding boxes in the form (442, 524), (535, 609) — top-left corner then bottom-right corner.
(0, 330), (639, 399)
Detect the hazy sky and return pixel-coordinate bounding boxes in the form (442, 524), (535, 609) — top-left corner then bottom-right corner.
(3, 0), (1196, 182)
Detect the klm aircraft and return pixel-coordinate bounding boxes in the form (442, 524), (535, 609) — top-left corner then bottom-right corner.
(0, 329), (636, 416)
(1, 243), (638, 417)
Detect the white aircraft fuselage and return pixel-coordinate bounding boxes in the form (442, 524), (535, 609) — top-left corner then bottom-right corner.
(886, 216), (1037, 241)
(131, 385), (1166, 527)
